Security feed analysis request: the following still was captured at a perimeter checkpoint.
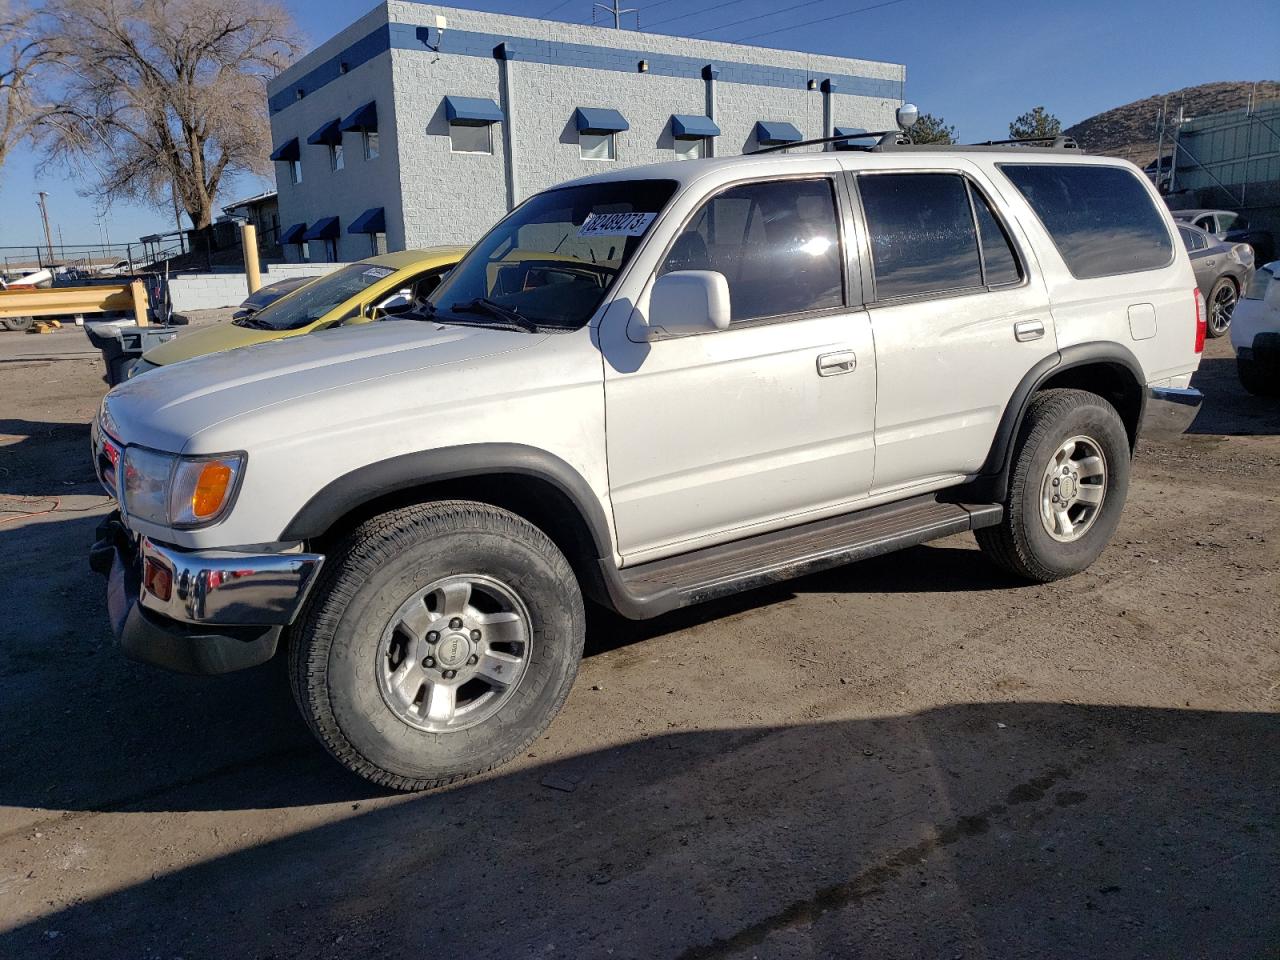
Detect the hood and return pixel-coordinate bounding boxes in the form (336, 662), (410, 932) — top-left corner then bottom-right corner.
(142, 319), (299, 366)
(105, 319), (545, 454)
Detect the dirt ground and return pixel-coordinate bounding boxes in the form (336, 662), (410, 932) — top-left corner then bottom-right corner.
(0, 326), (1276, 960)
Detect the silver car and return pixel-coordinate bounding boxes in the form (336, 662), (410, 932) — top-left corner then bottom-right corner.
(1176, 222), (1254, 337)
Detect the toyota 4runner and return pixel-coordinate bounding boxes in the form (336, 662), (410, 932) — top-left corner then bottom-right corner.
(91, 143), (1205, 789)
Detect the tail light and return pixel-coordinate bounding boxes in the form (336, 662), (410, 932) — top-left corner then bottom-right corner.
(1193, 288), (1206, 353)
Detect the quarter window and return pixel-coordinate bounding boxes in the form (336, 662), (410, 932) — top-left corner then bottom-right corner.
(999, 164), (1173, 279)
(971, 188), (1022, 286)
(1178, 225), (1206, 252)
(660, 178), (843, 323)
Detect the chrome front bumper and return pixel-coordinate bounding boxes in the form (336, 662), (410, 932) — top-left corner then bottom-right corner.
(1141, 386), (1203, 439)
(90, 514), (325, 674)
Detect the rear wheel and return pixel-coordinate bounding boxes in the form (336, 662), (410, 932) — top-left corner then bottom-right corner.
(1206, 277), (1237, 337)
(1237, 357), (1279, 397)
(977, 389), (1130, 582)
(0, 316), (34, 332)
(289, 500), (585, 791)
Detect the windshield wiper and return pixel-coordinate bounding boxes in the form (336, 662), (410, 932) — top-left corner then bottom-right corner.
(449, 297), (539, 333)
(233, 314), (272, 329)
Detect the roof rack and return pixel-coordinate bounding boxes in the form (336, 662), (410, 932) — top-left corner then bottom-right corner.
(747, 131), (1083, 156)
(969, 135), (1080, 149)
(749, 131), (908, 154)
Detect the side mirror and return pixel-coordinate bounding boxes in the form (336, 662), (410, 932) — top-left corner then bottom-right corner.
(367, 289), (414, 320)
(642, 270), (731, 340)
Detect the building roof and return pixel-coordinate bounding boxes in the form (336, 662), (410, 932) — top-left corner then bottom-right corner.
(222, 190), (278, 216)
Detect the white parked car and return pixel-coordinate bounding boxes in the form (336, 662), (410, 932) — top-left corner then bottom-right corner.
(90, 141), (1205, 790)
(1231, 261), (1280, 396)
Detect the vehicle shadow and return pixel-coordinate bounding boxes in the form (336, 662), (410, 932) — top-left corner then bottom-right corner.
(1, 702), (1275, 960)
(0, 418), (97, 497)
(1187, 357), (1280, 436)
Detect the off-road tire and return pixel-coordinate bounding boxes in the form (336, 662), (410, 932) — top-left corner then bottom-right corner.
(1237, 357), (1279, 397)
(289, 500), (585, 791)
(976, 388), (1130, 582)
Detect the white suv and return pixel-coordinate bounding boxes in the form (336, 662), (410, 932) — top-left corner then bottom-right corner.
(1232, 260), (1280, 396)
(91, 143), (1205, 789)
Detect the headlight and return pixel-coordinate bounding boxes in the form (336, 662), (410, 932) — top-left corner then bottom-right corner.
(122, 447), (244, 528)
(1245, 261), (1277, 301)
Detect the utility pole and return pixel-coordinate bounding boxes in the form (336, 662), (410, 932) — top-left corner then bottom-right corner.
(37, 192), (54, 264)
(593, 0), (637, 28)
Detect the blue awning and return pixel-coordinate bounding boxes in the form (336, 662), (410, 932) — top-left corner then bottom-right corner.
(269, 138), (300, 162)
(833, 126), (872, 150)
(755, 121), (802, 145)
(671, 114), (720, 139)
(348, 207), (386, 234)
(574, 107), (629, 135)
(302, 216), (340, 241)
(340, 100), (378, 131)
(444, 96), (504, 126)
(280, 222), (308, 245)
(306, 119), (342, 146)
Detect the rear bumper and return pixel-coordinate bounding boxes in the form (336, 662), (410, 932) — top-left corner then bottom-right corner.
(90, 514), (324, 674)
(1140, 386), (1203, 439)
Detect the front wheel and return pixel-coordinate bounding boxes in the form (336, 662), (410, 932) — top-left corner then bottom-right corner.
(289, 500), (585, 791)
(977, 389), (1131, 582)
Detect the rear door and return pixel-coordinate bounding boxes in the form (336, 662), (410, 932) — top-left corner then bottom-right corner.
(851, 165), (1056, 493)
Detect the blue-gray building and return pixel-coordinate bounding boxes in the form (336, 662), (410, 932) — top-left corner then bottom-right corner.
(266, 2), (906, 262)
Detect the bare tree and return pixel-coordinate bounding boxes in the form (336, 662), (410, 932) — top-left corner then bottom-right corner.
(0, 0), (49, 180)
(37, 0), (299, 229)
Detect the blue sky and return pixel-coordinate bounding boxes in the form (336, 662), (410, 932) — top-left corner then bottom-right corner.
(2, 0), (1276, 249)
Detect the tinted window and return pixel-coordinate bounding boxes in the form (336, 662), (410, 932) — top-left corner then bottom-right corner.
(660, 178), (842, 322)
(972, 189), (1022, 286)
(859, 173), (982, 300)
(1000, 164), (1173, 278)
(1177, 225), (1206, 252)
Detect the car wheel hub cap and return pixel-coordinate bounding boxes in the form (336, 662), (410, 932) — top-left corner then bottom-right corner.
(376, 574), (532, 734)
(1039, 435), (1107, 543)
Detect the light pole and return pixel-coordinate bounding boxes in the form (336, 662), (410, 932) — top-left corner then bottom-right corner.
(37, 191), (54, 264)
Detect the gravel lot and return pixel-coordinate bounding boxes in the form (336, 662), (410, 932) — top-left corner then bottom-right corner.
(0, 326), (1276, 959)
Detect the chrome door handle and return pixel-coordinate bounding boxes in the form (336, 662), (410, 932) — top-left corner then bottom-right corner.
(816, 350), (857, 376)
(1014, 320), (1045, 342)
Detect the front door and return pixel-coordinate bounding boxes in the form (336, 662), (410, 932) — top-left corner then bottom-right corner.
(603, 176), (878, 564)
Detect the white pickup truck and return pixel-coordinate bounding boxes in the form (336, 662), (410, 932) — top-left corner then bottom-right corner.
(91, 139), (1204, 790)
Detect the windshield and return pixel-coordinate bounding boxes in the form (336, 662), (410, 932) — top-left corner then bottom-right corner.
(421, 179), (678, 330)
(237, 262), (400, 331)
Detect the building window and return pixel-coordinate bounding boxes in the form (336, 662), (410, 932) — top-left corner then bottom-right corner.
(330, 143), (344, 171)
(369, 232), (387, 256)
(674, 137), (706, 161)
(449, 123), (492, 154)
(323, 238), (338, 262)
(363, 129), (379, 160)
(289, 159), (302, 184)
(580, 131), (615, 161)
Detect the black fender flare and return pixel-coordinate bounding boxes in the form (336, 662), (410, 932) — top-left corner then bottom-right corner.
(279, 443), (613, 557)
(976, 342), (1147, 502)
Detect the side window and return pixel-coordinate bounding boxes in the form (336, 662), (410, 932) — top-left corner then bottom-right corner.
(1177, 225), (1205, 252)
(659, 178), (843, 323)
(971, 188), (1022, 286)
(858, 173), (983, 300)
(1000, 163), (1174, 279)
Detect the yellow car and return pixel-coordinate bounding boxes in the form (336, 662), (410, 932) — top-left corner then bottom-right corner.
(135, 247), (466, 372)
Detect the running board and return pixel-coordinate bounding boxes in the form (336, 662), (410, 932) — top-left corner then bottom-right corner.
(599, 495), (1002, 619)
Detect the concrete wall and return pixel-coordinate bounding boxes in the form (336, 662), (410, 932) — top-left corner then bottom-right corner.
(168, 263), (348, 312)
(267, 2), (905, 252)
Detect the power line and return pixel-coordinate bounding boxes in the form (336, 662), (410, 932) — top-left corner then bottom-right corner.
(647, 0), (755, 30)
(540, 0), (576, 16)
(727, 0), (910, 44)
(688, 0), (826, 37)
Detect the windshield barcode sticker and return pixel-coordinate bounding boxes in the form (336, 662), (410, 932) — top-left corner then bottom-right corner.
(362, 266), (394, 279)
(577, 212), (658, 237)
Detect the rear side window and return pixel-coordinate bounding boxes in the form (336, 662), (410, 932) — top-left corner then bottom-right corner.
(858, 173), (1022, 301)
(660, 178), (843, 322)
(1000, 164), (1173, 279)
(1177, 225), (1206, 252)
